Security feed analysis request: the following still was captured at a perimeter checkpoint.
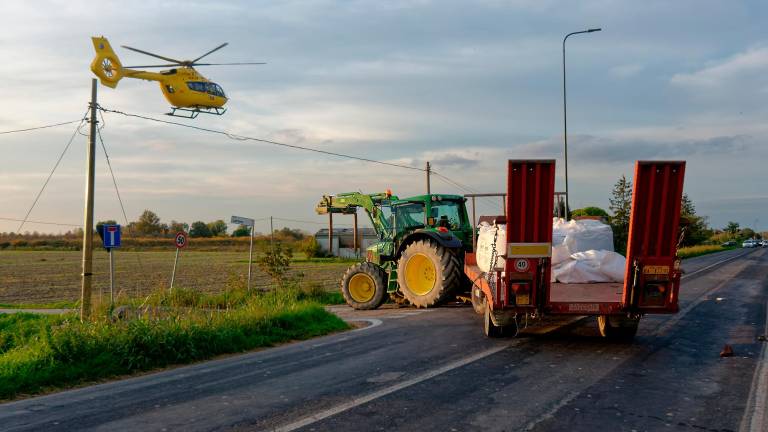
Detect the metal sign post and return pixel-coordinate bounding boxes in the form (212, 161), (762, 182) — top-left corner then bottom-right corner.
(98, 224), (121, 305)
(170, 231), (188, 291)
(231, 215), (256, 291)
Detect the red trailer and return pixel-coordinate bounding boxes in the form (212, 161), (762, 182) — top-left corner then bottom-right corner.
(465, 159), (686, 339)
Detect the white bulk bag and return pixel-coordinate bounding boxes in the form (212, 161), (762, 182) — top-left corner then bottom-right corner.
(476, 222), (506, 272)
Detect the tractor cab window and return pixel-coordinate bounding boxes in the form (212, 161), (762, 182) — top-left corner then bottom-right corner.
(395, 203), (425, 230)
(378, 204), (393, 231)
(429, 200), (464, 230)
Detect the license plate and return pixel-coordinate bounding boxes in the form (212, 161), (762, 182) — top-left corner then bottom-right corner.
(643, 265), (669, 275)
(516, 294), (530, 305)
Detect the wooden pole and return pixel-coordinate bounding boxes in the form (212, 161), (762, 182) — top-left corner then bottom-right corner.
(353, 211), (358, 256)
(471, 196), (477, 253)
(270, 216), (274, 252)
(80, 79), (97, 321)
(426, 161), (431, 195)
(328, 212), (334, 257)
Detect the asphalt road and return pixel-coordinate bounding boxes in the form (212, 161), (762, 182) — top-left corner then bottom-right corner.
(1, 248), (766, 432)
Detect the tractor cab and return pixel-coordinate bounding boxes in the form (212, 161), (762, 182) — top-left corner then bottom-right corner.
(390, 194), (472, 254)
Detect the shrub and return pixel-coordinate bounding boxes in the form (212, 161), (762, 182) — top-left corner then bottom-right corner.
(300, 237), (323, 258)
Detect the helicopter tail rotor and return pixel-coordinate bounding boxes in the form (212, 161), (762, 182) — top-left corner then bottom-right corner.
(90, 36), (124, 88)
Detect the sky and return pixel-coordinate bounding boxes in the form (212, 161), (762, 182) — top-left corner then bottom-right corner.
(1, 0), (767, 235)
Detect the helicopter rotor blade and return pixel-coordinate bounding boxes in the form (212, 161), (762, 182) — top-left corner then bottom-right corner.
(122, 64), (181, 69)
(121, 45), (183, 64)
(192, 43), (229, 63)
(191, 62), (267, 66)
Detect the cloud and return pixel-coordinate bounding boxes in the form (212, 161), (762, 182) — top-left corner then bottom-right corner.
(670, 45), (768, 87)
(609, 64), (643, 78)
(523, 134), (754, 163)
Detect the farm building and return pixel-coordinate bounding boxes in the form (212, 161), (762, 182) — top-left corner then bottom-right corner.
(315, 228), (377, 258)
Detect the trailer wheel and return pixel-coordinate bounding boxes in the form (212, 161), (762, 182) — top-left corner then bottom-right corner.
(341, 262), (388, 310)
(471, 282), (485, 315)
(597, 315), (640, 341)
(483, 303), (505, 338)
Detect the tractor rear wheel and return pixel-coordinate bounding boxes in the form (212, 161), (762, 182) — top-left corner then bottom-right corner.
(597, 315), (640, 341)
(397, 239), (462, 308)
(341, 262), (388, 310)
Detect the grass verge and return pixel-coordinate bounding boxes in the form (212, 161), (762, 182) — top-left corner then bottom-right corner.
(677, 245), (737, 259)
(0, 288), (348, 400)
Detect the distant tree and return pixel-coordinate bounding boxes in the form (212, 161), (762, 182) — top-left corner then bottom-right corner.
(169, 220), (188, 234)
(725, 221), (740, 237)
(95, 220), (118, 234)
(571, 207), (609, 218)
(678, 193), (711, 246)
(274, 227), (306, 241)
(609, 175), (632, 254)
(232, 224), (251, 237)
(741, 228), (756, 239)
(134, 209), (163, 237)
(207, 220), (228, 237)
(189, 221), (212, 238)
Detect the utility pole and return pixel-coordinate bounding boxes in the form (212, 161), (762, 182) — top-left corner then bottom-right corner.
(328, 212), (334, 257)
(270, 216), (274, 252)
(425, 161), (431, 195)
(80, 79), (98, 320)
(563, 28), (601, 219)
(353, 211), (358, 256)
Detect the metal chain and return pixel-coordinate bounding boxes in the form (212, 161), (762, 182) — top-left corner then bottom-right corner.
(485, 224), (500, 289)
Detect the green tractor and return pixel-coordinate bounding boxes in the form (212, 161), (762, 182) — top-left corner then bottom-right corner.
(316, 191), (473, 309)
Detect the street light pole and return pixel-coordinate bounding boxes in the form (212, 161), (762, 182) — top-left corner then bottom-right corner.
(563, 27), (601, 219)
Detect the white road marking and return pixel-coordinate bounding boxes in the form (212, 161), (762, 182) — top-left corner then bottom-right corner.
(523, 249), (757, 428)
(652, 250), (755, 337)
(740, 299), (768, 432)
(271, 342), (515, 432)
(681, 250), (752, 280)
(523, 390), (580, 431)
(348, 318), (383, 332)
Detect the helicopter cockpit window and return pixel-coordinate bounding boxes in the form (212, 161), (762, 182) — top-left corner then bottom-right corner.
(206, 83), (226, 98)
(187, 82), (206, 92)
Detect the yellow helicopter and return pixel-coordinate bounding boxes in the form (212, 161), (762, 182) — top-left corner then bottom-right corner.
(90, 36), (265, 118)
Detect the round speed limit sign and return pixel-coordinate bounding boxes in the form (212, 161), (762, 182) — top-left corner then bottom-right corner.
(514, 258), (530, 272)
(175, 232), (188, 249)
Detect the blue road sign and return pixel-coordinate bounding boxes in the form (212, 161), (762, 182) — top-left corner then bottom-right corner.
(102, 224), (121, 249)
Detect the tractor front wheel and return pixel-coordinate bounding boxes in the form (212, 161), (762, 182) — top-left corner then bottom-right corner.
(397, 239), (461, 308)
(341, 262), (388, 310)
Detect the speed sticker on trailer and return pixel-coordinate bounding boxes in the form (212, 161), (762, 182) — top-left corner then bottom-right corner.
(643, 265), (669, 275)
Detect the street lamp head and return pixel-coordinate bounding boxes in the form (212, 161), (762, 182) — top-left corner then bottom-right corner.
(587, 28), (602, 32)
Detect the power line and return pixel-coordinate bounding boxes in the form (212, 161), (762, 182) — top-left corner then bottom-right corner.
(272, 217), (353, 227)
(0, 119), (86, 135)
(98, 106), (426, 172)
(0, 217), (81, 228)
(16, 114), (89, 233)
(431, 170), (502, 214)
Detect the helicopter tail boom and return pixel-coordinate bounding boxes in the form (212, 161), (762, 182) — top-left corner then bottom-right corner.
(90, 36), (124, 88)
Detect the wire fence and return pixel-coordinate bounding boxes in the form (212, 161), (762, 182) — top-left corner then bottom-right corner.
(0, 249), (352, 304)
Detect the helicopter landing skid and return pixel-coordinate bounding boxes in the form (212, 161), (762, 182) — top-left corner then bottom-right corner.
(166, 106), (226, 119)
